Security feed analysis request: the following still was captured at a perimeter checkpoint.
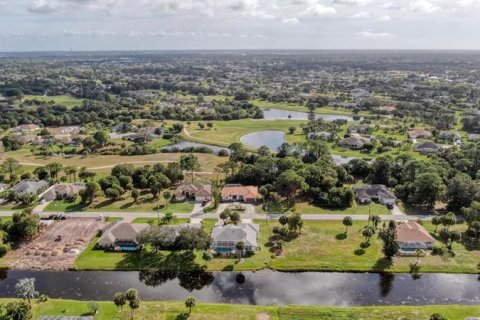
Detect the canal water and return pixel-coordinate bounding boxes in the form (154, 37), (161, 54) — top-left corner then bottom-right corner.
(0, 270), (478, 305)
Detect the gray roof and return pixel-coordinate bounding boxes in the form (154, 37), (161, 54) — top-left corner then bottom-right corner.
(10, 179), (48, 195)
(212, 223), (260, 247)
(415, 141), (442, 151)
(353, 184), (396, 200)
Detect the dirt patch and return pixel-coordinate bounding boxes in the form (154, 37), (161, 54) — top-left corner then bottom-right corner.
(256, 313), (271, 320)
(8, 218), (104, 271)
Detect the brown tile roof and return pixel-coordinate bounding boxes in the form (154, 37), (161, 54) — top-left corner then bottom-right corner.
(221, 185), (259, 198)
(396, 222), (435, 242)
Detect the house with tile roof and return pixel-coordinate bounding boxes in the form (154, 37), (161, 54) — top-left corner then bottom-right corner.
(175, 184), (212, 202)
(396, 221), (436, 253)
(221, 184), (259, 203)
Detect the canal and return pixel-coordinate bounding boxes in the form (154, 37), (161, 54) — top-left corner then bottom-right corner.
(0, 270), (478, 305)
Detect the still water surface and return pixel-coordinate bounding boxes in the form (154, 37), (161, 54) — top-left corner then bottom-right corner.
(0, 270), (478, 306)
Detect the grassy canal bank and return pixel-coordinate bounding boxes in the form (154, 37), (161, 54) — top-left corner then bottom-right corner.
(74, 220), (480, 274)
(0, 299), (479, 320)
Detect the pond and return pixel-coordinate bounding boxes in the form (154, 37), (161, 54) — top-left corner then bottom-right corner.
(240, 130), (286, 150)
(331, 155), (359, 165)
(262, 108), (356, 121)
(162, 141), (228, 154)
(0, 270), (478, 306)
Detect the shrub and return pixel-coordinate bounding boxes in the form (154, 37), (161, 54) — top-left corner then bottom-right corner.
(0, 244), (8, 257)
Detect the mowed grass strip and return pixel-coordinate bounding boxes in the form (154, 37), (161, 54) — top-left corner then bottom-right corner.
(22, 94), (85, 108)
(2, 299), (479, 320)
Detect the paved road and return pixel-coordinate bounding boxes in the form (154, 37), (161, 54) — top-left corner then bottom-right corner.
(0, 210), (433, 221)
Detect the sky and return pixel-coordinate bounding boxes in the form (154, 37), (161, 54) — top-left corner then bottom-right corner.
(1, 0), (480, 51)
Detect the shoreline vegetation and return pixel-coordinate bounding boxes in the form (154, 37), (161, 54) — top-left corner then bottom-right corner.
(0, 299), (479, 320)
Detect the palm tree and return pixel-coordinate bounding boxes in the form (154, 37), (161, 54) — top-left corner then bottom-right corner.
(343, 216), (353, 235)
(185, 296), (196, 314)
(219, 210), (229, 225)
(163, 191), (171, 210)
(236, 241), (245, 261)
(113, 292), (126, 318)
(160, 212), (178, 225)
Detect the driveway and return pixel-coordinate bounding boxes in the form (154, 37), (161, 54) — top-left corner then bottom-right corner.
(390, 204), (406, 216)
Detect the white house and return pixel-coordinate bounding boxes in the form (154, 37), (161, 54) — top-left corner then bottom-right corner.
(353, 184), (396, 206)
(211, 223), (260, 255)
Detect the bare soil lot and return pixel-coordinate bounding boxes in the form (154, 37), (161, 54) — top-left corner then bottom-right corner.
(8, 218), (103, 270)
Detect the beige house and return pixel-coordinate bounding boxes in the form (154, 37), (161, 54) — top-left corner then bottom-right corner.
(174, 184), (212, 202)
(97, 222), (149, 250)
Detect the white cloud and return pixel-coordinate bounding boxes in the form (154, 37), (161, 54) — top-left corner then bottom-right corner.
(282, 17), (300, 24)
(351, 11), (370, 18)
(408, 0), (440, 13)
(333, 0), (372, 6)
(301, 4), (336, 16)
(377, 15), (391, 21)
(358, 30), (393, 37)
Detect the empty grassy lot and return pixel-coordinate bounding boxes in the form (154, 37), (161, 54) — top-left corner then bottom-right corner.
(257, 200), (390, 215)
(4, 150), (227, 172)
(45, 193), (194, 214)
(74, 220), (480, 273)
(0, 299), (478, 320)
(22, 94), (84, 108)
(252, 99), (363, 115)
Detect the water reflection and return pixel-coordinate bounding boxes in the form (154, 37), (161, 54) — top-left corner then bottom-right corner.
(0, 270), (478, 306)
(379, 273), (395, 297)
(240, 131), (286, 150)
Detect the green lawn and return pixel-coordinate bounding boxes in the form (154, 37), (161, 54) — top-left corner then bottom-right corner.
(74, 220), (480, 273)
(258, 200), (390, 215)
(0, 201), (33, 212)
(131, 217), (190, 224)
(2, 299), (478, 320)
(253, 99), (371, 116)
(181, 119), (306, 149)
(22, 94), (84, 108)
(45, 195), (194, 214)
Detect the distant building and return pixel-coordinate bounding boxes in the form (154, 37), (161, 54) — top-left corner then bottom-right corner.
(97, 222), (150, 250)
(10, 180), (48, 196)
(396, 221), (436, 253)
(415, 141), (443, 154)
(221, 184), (259, 203)
(347, 125), (371, 134)
(407, 129), (433, 139)
(438, 131), (462, 142)
(467, 133), (480, 141)
(338, 137), (371, 149)
(42, 183), (85, 201)
(211, 222), (260, 255)
(353, 184), (396, 206)
(15, 124), (40, 133)
(175, 184), (212, 202)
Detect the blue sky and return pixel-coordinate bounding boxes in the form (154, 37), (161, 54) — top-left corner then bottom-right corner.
(1, 0), (480, 51)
